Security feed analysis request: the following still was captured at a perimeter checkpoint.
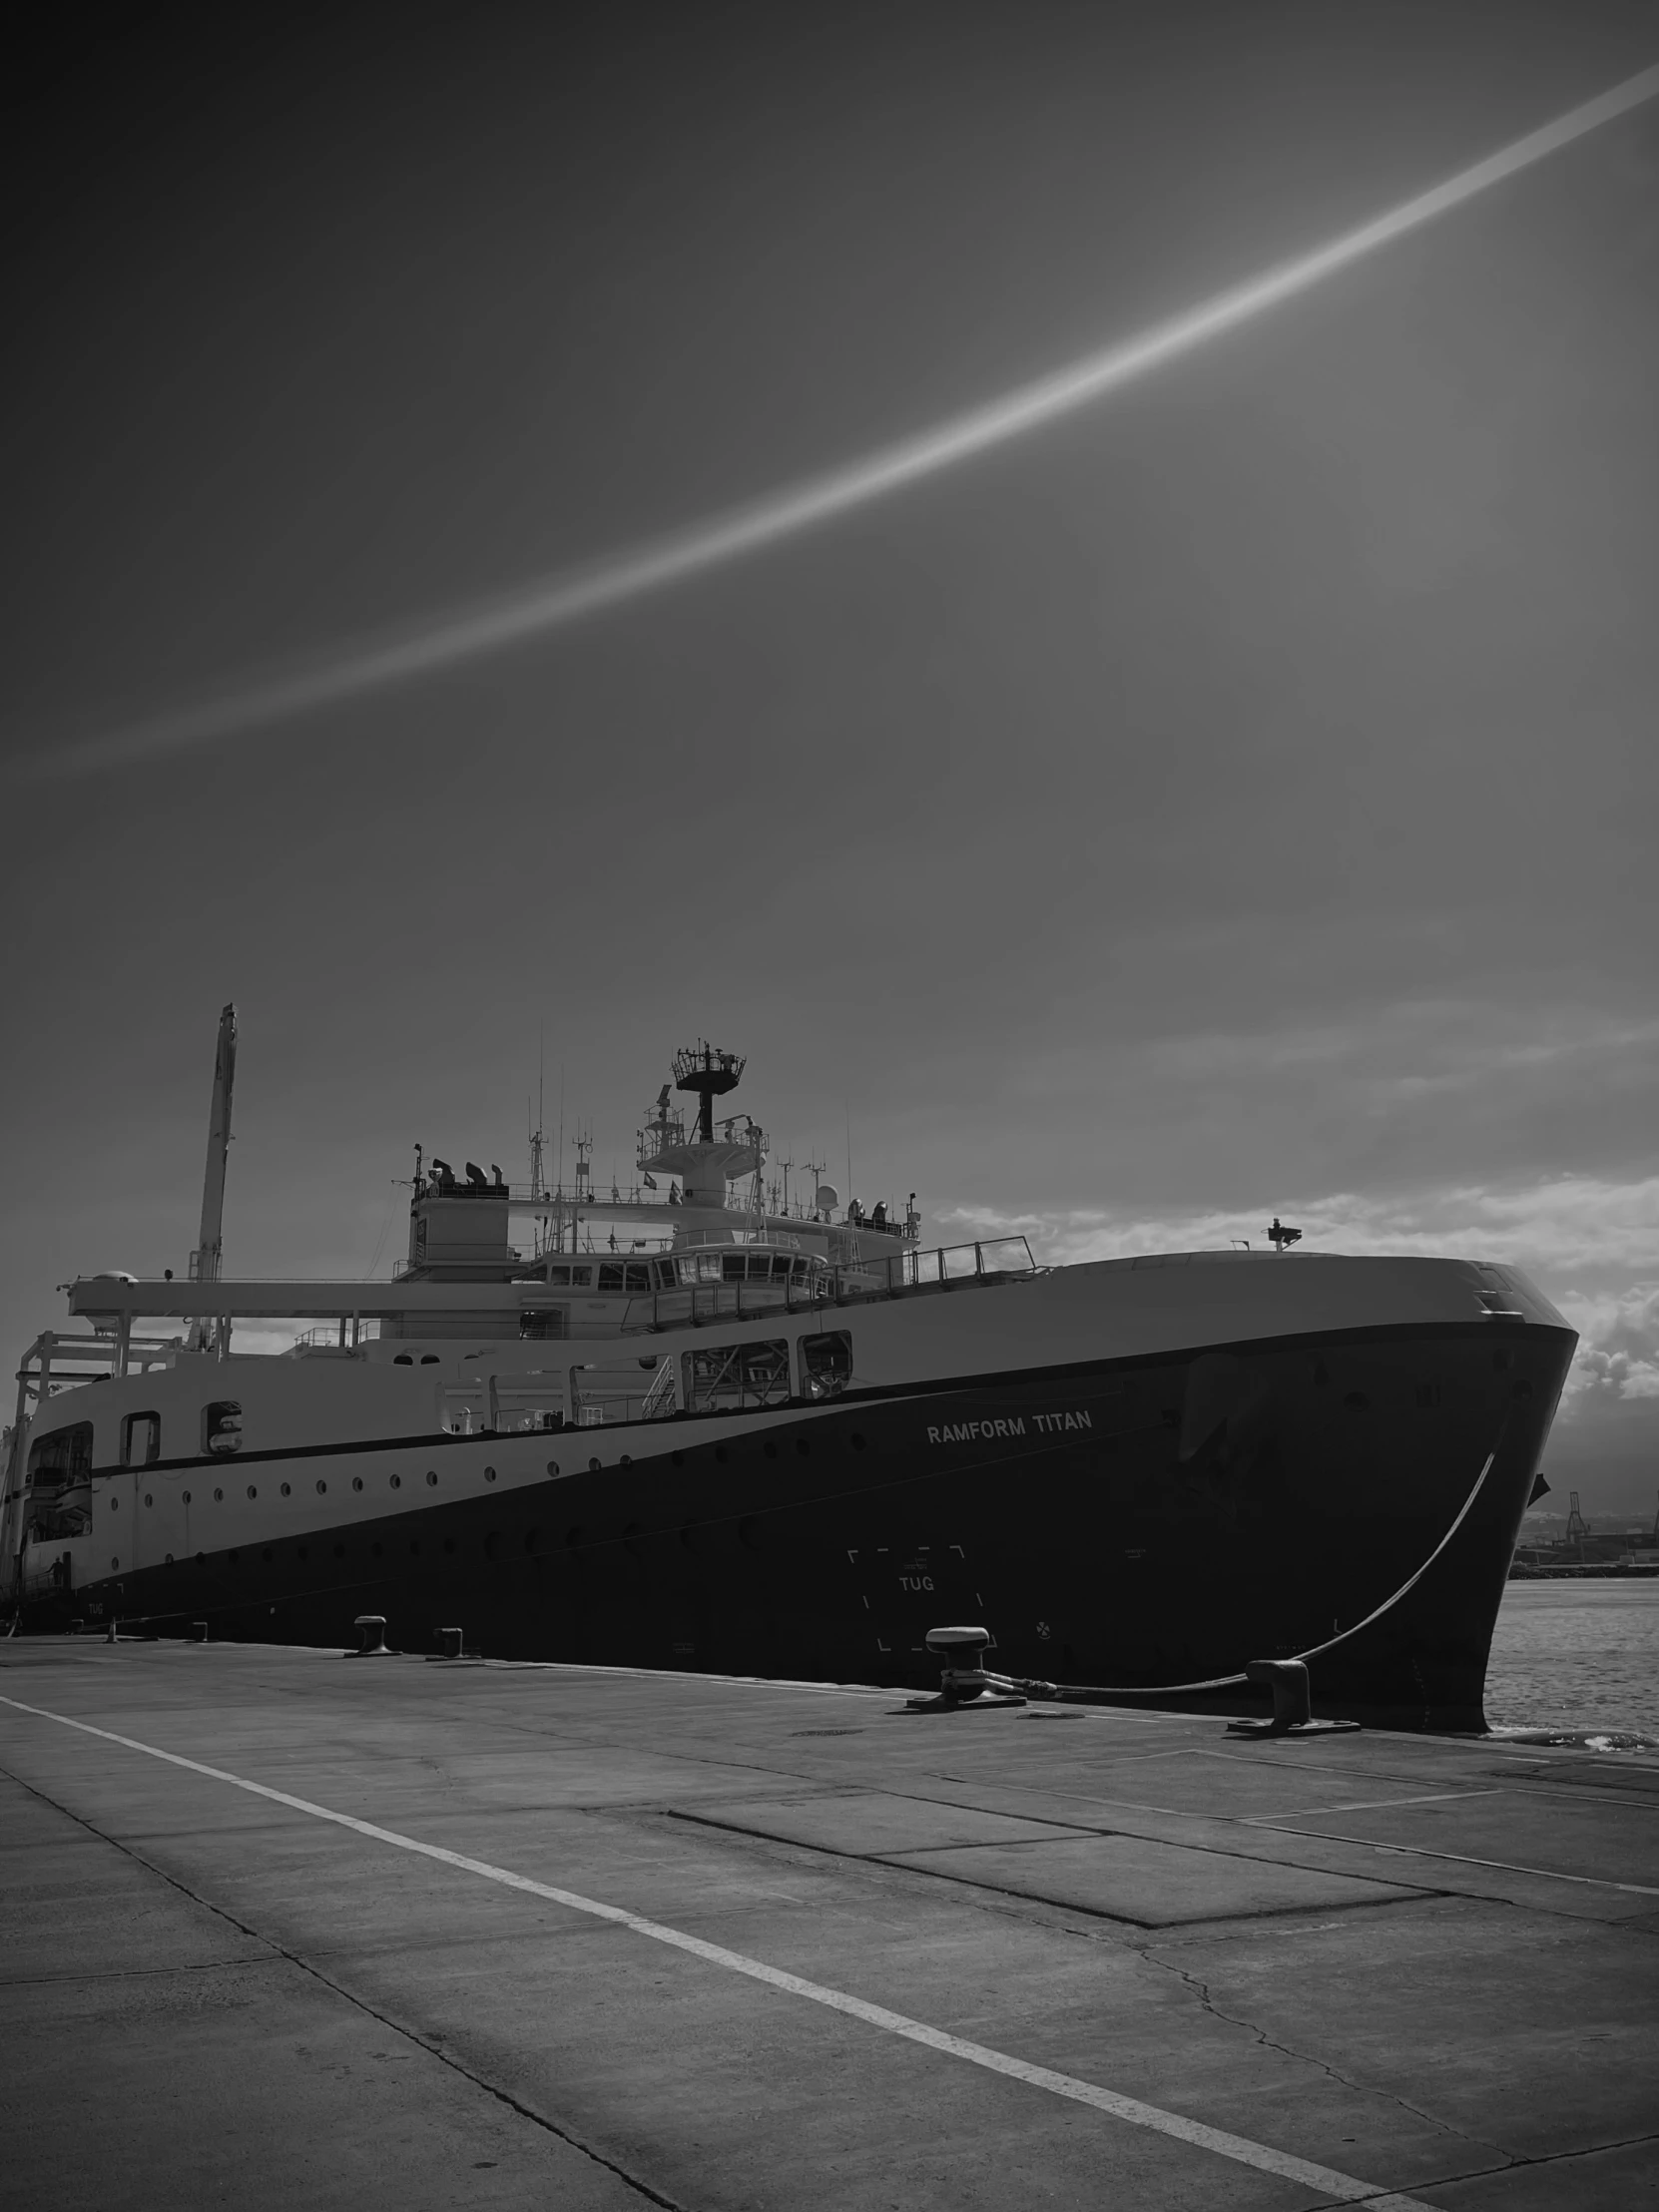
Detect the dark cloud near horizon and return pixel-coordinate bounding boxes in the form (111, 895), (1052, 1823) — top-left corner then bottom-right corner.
(3, 1), (1657, 1493)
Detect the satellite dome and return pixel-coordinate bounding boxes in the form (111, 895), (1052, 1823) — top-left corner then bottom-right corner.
(815, 1183), (839, 1212)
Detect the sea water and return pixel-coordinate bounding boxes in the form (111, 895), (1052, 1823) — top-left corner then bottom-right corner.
(1485, 1580), (1659, 1742)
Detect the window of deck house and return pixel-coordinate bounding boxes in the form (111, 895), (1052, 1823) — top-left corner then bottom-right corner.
(681, 1340), (792, 1413)
(800, 1332), (853, 1399)
(26, 1422), (94, 1541)
(122, 1411), (162, 1466)
(28, 1422), (94, 1488)
(203, 1401), (243, 1456)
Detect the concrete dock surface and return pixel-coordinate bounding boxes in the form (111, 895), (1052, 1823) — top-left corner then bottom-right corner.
(2, 1638), (1655, 2211)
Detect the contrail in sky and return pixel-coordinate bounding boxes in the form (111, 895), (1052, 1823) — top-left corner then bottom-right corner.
(36, 60), (1659, 777)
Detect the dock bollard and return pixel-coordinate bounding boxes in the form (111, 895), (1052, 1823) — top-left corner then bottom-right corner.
(436, 1626), (463, 1659)
(905, 1625), (1029, 1712)
(191, 1621), (210, 1643)
(1249, 1659), (1312, 1729)
(106, 1617), (119, 1645)
(1228, 1658), (1360, 1738)
(348, 1614), (390, 1657)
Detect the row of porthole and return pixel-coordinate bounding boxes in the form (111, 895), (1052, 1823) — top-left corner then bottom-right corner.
(122, 1503), (773, 1579)
(117, 1437), (859, 1513)
(133, 1529), (469, 1572)
(131, 1467), (497, 1508)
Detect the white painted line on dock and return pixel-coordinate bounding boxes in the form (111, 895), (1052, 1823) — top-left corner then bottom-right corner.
(1254, 1791), (1505, 1820)
(4, 1691), (1432, 2211)
(1250, 1819), (1659, 1898)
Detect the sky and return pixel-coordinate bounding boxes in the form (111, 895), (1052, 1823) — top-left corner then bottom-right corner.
(3, 1), (1657, 1514)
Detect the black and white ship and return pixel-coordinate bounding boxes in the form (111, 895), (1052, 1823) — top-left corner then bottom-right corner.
(3, 1010), (1576, 1728)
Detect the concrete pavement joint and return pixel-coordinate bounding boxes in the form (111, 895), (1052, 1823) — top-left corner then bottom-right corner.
(1137, 1943), (1517, 2165)
(0, 1956), (287, 1989)
(0, 1758), (693, 2212)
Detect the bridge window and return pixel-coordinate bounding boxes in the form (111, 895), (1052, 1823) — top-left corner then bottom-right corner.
(519, 1308), (567, 1341)
(681, 1340), (791, 1414)
(122, 1412), (162, 1468)
(542, 1265), (593, 1288)
(800, 1333), (852, 1399)
(597, 1262), (653, 1295)
(203, 1401), (243, 1456)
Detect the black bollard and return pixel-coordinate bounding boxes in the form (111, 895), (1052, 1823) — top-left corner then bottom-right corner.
(348, 1614), (390, 1656)
(1228, 1657), (1360, 1738)
(1249, 1658), (1312, 1729)
(436, 1626), (463, 1660)
(191, 1621), (210, 1644)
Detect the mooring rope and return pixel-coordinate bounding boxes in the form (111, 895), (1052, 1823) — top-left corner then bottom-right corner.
(1028, 1418), (1511, 1701)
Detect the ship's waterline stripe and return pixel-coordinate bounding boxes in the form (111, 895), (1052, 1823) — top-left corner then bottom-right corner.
(3, 1692), (1431, 2210)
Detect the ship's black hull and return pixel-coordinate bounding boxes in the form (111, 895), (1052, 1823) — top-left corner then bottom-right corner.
(34, 1318), (1574, 1730)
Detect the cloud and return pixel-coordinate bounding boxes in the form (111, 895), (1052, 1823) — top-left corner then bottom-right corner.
(22, 58), (1659, 778)
(1562, 1284), (1659, 1404)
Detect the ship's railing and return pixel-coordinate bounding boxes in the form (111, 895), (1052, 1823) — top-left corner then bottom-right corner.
(616, 1236), (1038, 1334)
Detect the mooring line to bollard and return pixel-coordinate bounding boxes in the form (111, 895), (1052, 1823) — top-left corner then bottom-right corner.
(1026, 1424), (1509, 1703)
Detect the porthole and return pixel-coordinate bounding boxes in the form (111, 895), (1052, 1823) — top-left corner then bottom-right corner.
(1492, 1349), (1512, 1373)
(195, 1552), (206, 1566)
(850, 1433), (866, 1452)
(316, 1479), (327, 1494)
(1344, 1392), (1369, 1413)
(352, 1476), (363, 1492)
(182, 1489), (193, 1504)
(764, 1441), (777, 1460)
(393, 1354), (413, 1366)
(545, 1460), (560, 1477)
(715, 1446), (728, 1465)
(671, 1451), (685, 1468)
(524, 1528), (541, 1556)
(426, 1470), (438, 1487)
(484, 1465), (496, 1482)
(390, 1473), (401, 1489)
(280, 1482), (290, 1496)
(262, 1548), (273, 1562)
(442, 1537), (456, 1555)
(371, 1541), (382, 1557)
(144, 1493), (154, 1507)
(420, 1354), (439, 1366)
(588, 1456), (601, 1473)
(620, 1454), (632, 1468)
(409, 1539), (421, 1557)
(795, 1438), (810, 1457)
(214, 1487), (225, 1501)
(333, 1544), (344, 1559)
(297, 1544), (308, 1561)
(165, 1552), (174, 1564)
(247, 1485), (258, 1499)
(110, 1555), (120, 1569)
(110, 1497), (119, 1511)
(228, 1550), (240, 1566)
(484, 1532), (499, 1560)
